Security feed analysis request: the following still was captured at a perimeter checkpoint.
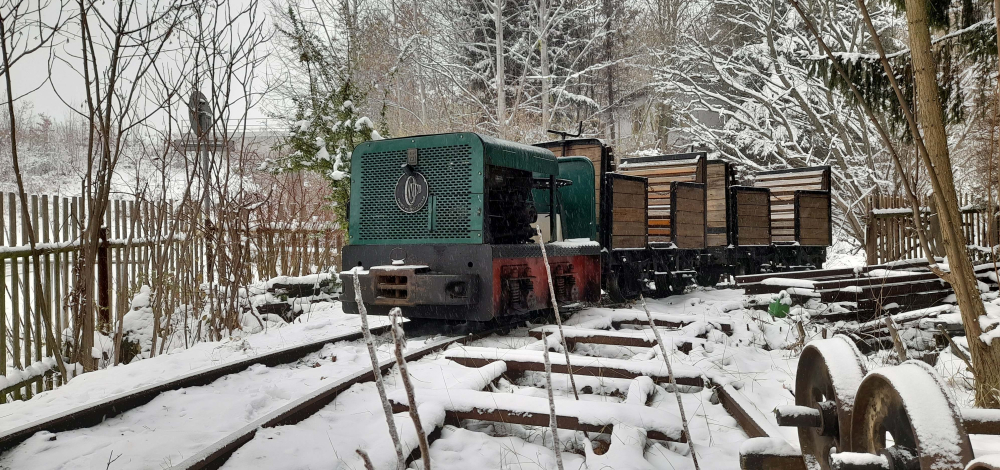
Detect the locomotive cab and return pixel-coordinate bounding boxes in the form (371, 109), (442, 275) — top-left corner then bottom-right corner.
(340, 133), (602, 322)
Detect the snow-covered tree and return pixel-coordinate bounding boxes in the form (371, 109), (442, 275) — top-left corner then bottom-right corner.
(653, 0), (900, 243)
(268, 3), (386, 228)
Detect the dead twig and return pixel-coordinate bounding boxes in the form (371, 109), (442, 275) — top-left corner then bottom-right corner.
(389, 308), (431, 470)
(352, 270), (405, 469)
(884, 316), (908, 363)
(639, 295), (700, 469)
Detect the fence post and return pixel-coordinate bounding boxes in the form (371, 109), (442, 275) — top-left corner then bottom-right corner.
(97, 227), (111, 335)
(866, 213), (877, 265)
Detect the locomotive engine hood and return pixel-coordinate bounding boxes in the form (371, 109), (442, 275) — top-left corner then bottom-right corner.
(348, 132), (558, 246)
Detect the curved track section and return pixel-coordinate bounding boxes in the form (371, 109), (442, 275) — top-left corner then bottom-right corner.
(0, 324), (391, 454)
(169, 333), (484, 470)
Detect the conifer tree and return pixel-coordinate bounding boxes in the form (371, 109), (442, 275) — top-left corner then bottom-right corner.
(266, 5), (386, 228)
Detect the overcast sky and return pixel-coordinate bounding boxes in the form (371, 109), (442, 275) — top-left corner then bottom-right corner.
(9, 0), (281, 133)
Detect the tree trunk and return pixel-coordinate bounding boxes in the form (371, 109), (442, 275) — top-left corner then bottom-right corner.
(495, 0), (505, 137)
(904, 0), (1000, 407)
(603, 0), (615, 141)
(539, 0), (550, 130)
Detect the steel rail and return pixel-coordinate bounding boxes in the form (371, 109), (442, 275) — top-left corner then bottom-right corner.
(170, 332), (486, 470)
(0, 323), (393, 454)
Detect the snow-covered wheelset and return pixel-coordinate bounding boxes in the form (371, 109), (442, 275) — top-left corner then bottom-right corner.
(743, 337), (1000, 470)
(339, 132), (833, 324)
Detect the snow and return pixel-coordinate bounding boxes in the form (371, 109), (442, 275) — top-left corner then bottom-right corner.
(0, 304), (389, 433)
(869, 361), (967, 468)
(807, 337), (866, 412)
(831, 452), (889, 466)
(0, 288), (811, 469)
(761, 277), (816, 288)
(386, 387), (686, 440)
(261, 272), (333, 289)
(550, 238), (600, 248)
(0, 357), (68, 391)
(739, 437), (799, 456)
(445, 346), (712, 383)
(369, 264), (430, 271)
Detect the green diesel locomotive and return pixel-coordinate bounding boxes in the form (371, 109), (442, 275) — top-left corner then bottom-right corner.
(339, 133), (602, 322)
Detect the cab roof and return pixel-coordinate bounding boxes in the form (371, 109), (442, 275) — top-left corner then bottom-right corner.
(353, 132), (559, 176)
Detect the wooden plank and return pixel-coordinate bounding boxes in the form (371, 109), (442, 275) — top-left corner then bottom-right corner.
(389, 390), (685, 442)
(798, 197), (830, 209)
(612, 207), (646, 221)
(675, 237), (706, 249)
(620, 164), (700, 176)
(754, 168), (828, 181)
(614, 184), (647, 196)
(613, 193), (647, 206)
(612, 235), (647, 249)
(821, 279), (950, 302)
(613, 221), (648, 236)
(739, 215), (770, 227)
(0, 195), (5, 391)
(647, 175), (698, 185)
(444, 347), (706, 387)
(737, 227), (771, 241)
(716, 384), (786, 439)
(41, 196), (51, 371)
(753, 175), (826, 188)
(649, 181), (698, 192)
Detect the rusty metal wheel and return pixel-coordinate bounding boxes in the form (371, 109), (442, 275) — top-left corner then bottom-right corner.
(795, 335), (868, 470)
(842, 360), (973, 470)
(968, 457), (1000, 470)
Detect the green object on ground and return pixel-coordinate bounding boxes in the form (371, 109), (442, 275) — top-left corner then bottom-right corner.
(769, 300), (790, 318)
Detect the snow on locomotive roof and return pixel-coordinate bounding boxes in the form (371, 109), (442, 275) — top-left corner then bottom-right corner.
(352, 132), (559, 176)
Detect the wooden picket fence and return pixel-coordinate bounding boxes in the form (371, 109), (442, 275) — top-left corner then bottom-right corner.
(0, 191), (343, 402)
(866, 193), (998, 265)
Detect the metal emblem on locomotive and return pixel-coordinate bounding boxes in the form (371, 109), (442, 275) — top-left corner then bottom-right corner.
(395, 170), (428, 213)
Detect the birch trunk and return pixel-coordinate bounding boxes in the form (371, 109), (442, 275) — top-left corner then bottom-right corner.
(903, 0), (1000, 407)
(539, 0), (550, 130)
(495, 0), (505, 137)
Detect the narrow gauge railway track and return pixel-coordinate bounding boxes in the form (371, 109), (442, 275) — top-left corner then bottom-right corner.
(169, 310), (793, 470)
(0, 322), (399, 455)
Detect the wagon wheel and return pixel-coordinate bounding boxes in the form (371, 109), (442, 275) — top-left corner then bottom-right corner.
(795, 335), (867, 470)
(968, 458), (1000, 470)
(608, 265), (641, 303)
(653, 273), (672, 299)
(695, 270), (721, 287)
(669, 276), (688, 295)
(841, 361), (973, 470)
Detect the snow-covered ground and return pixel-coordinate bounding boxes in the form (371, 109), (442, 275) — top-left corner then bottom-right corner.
(0, 302), (388, 433)
(1, 282), (993, 469)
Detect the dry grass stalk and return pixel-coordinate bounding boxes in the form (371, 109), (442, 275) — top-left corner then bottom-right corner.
(639, 295), (700, 469)
(884, 317), (908, 363)
(389, 307), (432, 470)
(352, 270), (406, 469)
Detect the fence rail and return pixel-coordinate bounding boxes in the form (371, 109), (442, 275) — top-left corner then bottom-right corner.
(866, 193), (998, 265)
(0, 192), (342, 402)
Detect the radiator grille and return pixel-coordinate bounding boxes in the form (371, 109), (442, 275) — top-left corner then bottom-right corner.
(357, 144), (474, 241)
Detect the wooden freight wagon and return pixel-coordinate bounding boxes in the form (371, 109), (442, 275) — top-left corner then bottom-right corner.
(752, 166), (831, 244)
(729, 186), (772, 246)
(618, 153), (706, 245)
